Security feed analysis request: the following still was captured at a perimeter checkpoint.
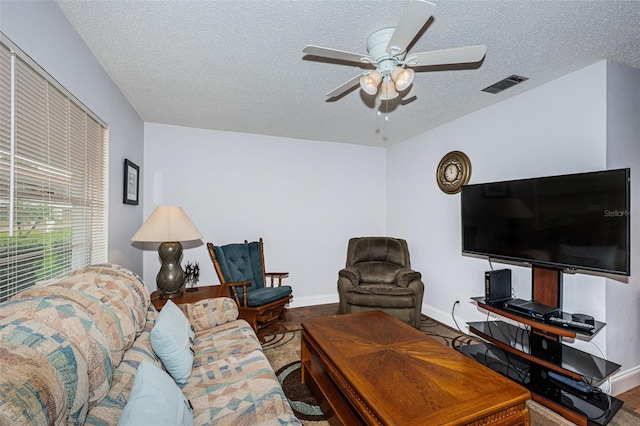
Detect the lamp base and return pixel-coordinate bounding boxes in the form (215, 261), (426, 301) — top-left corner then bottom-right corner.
(156, 241), (186, 299)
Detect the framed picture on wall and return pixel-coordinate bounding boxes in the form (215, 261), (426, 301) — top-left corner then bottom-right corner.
(123, 159), (139, 205)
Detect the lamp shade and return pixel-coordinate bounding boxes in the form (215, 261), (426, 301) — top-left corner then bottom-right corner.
(379, 80), (399, 101)
(132, 206), (202, 242)
(391, 66), (415, 91)
(359, 70), (383, 95)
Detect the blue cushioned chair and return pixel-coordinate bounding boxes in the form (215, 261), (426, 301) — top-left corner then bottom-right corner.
(207, 238), (293, 341)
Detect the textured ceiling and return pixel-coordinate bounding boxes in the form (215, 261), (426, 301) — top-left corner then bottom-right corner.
(56, 0), (640, 147)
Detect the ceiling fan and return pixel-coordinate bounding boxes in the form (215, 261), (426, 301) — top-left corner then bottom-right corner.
(303, 0), (487, 101)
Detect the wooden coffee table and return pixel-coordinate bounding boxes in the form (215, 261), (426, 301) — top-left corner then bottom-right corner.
(301, 310), (531, 426)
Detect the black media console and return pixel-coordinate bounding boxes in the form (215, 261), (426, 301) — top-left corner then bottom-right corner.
(462, 265), (623, 426)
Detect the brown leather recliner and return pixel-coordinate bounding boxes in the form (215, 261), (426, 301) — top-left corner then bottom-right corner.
(337, 237), (424, 329)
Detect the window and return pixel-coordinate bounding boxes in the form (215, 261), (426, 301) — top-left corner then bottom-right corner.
(0, 34), (108, 302)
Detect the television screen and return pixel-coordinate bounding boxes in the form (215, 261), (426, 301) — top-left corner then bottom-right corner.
(461, 169), (630, 275)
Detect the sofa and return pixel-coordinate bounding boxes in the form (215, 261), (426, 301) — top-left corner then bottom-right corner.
(0, 263), (301, 425)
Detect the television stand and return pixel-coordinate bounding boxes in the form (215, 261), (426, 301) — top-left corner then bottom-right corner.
(462, 265), (623, 425)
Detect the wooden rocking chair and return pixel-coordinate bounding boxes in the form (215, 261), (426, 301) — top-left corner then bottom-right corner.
(206, 238), (293, 342)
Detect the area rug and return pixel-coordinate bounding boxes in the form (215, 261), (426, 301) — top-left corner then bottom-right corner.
(262, 331), (327, 425)
(261, 315), (640, 426)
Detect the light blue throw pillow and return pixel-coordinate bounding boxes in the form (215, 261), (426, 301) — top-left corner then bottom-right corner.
(150, 299), (195, 384)
(117, 360), (193, 426)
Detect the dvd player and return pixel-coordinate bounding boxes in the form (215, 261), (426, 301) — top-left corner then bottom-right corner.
(502, 298), (561, 320)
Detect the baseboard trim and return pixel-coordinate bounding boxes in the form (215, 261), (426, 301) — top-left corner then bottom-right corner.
(611, 364), (640, 396)
(289, 294), (338, 309)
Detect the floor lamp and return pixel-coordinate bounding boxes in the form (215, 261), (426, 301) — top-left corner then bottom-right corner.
(132, 206), (203, 299)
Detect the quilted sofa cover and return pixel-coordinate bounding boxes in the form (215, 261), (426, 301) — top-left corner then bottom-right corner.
(0, 263), (300, 425)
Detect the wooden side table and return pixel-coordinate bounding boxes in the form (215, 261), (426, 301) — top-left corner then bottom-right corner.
(150, 285), (223, 311)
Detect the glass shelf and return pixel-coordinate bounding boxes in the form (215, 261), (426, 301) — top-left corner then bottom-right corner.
(459, 341), (623, 426)
(468, 320), (620, 382)
(472, 296), (606, 339)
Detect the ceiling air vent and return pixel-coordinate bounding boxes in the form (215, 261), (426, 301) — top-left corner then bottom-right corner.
(482, 75), (528, 94)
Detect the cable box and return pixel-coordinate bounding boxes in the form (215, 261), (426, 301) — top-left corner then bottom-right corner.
(503, 298), (561, 320)
(485, 269), (512, 303)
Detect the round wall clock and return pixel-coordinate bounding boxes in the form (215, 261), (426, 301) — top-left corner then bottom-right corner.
(436, 151), (472, 194)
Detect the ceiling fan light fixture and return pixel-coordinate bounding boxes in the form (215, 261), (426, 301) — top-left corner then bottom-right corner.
(360, 70), (383, 95)
(379, 79), (399, 101)
(391, 66), (414, 91)
(304, 1), (486, 106)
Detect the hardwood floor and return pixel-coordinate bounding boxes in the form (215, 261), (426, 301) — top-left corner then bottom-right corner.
(277, 302), (340, 333)
(618, 386), (640, 415)
(281, 303), (640, 415)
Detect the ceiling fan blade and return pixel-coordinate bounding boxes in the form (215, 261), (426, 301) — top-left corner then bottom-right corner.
(326, 74), (363, 98)
(303, 45), (373, 64)
(405, 45), (487, 67)
(386, 0), (436, 55)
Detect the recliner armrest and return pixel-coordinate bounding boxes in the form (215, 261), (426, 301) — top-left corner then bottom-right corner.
(395, 270), (422, 287)
(338, 268), (361, 285)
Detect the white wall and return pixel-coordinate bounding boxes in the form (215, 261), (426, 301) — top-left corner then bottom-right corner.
(142, 124), (386, 306)
(605, 60), (640, 394)
(387, 62), (610, 351)
(0, 1), (145, 274)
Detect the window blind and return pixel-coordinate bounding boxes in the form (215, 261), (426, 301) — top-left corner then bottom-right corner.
(0, 34), (108, 302)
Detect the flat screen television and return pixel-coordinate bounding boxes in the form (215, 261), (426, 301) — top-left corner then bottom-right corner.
(461, 168), (631, 276)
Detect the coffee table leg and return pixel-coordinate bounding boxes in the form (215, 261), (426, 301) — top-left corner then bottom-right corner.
(301, 333), (310, 384)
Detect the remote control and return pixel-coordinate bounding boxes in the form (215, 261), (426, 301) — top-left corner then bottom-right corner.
(548, 371), (595, 394)
(548, 316), (594, 330)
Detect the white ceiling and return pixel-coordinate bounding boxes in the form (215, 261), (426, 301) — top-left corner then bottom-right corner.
(55, 0), (640, 147)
